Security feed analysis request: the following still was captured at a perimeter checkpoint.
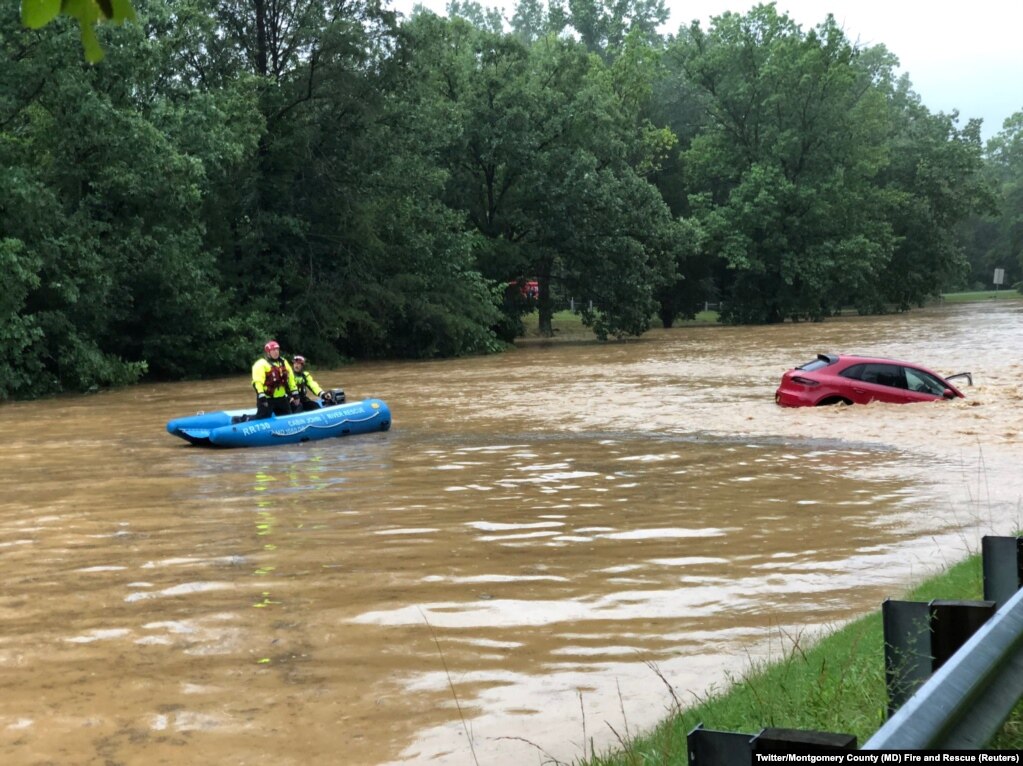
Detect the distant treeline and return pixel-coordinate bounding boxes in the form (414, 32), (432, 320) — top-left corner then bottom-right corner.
(2, 0), (1021, 399)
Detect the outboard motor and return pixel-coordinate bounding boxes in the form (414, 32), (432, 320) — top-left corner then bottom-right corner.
(328, 388), (346, 405)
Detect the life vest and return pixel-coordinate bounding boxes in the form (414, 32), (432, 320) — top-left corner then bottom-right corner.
(252, 357), (294, 397)
(264, 361), (288, 394)
(294, 370), (322, 398)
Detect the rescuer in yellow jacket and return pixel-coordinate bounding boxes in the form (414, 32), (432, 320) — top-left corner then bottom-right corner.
(251, 340), (299, 418)
(291, 355), (336, 412)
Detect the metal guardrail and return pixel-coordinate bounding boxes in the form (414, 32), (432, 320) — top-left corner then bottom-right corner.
(863, 581), (1023, 750)
(688, 536), (1023, 761)
(882, 598), (997, 714)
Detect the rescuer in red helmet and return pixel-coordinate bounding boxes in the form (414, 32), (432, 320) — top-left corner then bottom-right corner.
(250, 340), (299, 419)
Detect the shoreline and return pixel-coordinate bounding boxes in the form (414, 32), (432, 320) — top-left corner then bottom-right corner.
(577, 544), (1021, 764)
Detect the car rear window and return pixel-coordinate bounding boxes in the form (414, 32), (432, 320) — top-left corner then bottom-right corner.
(797, 358), (832, 372)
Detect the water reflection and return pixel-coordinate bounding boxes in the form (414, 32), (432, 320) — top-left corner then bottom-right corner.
(1, 302), (1022, 765)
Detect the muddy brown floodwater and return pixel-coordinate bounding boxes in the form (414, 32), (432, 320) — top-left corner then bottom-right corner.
(2, 301), (1022, 766)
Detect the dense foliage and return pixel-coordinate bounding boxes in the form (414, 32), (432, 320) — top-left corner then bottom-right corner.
(1, 0), (1017, 399)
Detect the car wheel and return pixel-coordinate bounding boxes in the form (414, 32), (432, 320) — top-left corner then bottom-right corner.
(815, 397), (852, 406)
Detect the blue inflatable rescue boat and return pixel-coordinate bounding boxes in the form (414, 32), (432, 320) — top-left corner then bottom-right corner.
(166, 398), (391, 448)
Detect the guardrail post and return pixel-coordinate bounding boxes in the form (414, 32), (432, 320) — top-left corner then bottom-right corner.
(883, 598), (996, 715)
(688, 725), (755, 765)
(882, 599), (930, 714)
(687, 724), (855, 765)
(865, 583), (1023, 750)
(982, 535), (1023, 608)
(753, 727), (856, 754)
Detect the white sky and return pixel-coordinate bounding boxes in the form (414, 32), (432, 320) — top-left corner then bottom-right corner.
(391, 0), (1023, 141)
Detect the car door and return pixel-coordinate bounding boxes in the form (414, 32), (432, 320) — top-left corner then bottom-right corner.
(902, 366), (950, 401)
(839, 363), (912, 404)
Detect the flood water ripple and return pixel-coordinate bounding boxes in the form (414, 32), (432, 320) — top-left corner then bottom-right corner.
(1, 302), (1022, 765)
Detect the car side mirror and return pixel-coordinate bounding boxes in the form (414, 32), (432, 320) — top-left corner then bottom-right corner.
(942, 389), (956, 399)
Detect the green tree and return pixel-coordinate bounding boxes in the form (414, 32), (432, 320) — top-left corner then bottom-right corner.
(873, 88), (991, 309)
(406, 13), (683, 338)
(196, 0), (505, 360)
(962, 111), (1023, 290)
(543, 31), (682, 338)
(673, 5), (897, 323)
(565, 0), (667, 59)
(1, 16), (151, 396)
(282, 27), (505, 359)
(447, 0), (504, 34)
(509, 0), (548, 44)
(0, 0), (267, 396)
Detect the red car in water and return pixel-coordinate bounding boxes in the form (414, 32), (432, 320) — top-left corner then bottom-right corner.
(775, 353), (971, 407)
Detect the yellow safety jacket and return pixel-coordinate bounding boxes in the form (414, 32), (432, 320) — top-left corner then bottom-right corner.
(252, 357), (297, 398)
(294, 369), (323, 399)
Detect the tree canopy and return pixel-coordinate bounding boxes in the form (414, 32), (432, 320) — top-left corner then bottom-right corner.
(2, 0), (1013, 399)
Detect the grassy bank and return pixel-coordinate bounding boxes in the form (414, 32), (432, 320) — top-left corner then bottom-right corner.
(520, 310), (719, 341)
(939, 289), (1023, 303)
(520, 290), (1022, 342)
(580, 553), (1023, 764)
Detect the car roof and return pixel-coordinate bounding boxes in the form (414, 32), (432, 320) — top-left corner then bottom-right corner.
(798, 353), (966, 395)
(815, 354), (950, 378)
(808, 352), (931, 366)
(833, 354), (929, 367)
(834, 353), (916, 364)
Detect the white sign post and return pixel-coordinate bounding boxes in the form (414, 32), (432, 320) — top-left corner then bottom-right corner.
(994, 268), (1005, 294)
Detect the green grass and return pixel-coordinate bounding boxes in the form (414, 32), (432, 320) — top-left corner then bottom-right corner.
(518, 290), (1021, 341)
(939, 289), (1023, 303)
(682, 310), (720, 325)
(579, 554), (1023, 764)
(519, 310), (589, 339)
(520, 310), (719, 340)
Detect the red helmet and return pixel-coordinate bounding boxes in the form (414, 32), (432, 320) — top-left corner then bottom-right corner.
(293, 355), (306, 365)
(264, 340), (280, 354)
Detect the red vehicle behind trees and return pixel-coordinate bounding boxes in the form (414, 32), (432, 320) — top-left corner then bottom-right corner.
(507, 280), (538, 299)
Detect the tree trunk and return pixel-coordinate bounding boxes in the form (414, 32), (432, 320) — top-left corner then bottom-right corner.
(254, 0), (268, 78)
(537, 256), (553, 337)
